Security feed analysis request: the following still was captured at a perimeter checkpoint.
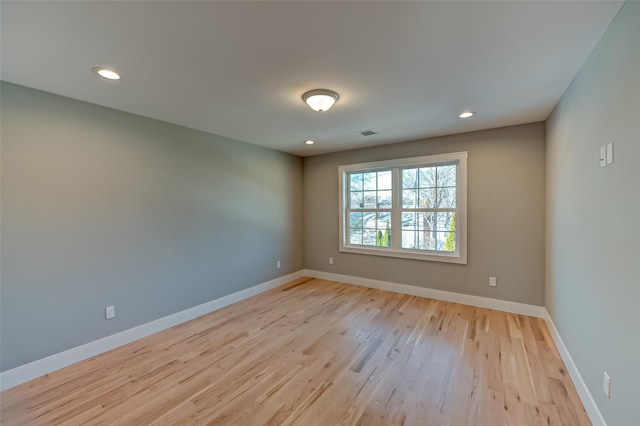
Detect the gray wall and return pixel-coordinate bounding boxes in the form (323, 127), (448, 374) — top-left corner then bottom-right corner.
(304, 123), (546, 306)
(545, 2), (640, 425)
(0, 82), (304, 372)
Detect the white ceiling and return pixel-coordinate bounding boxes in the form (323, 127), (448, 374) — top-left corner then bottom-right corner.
(1, 1), (623, 157)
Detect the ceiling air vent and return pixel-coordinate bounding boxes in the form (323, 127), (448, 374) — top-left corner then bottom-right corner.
(360, 129), (378, 136)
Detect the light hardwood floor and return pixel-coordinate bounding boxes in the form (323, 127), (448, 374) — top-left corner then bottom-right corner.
(0, 277), (589, 425)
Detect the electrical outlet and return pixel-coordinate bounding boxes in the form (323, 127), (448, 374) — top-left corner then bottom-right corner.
(329, 257), (334, 265)
(489, 277), (497, 287)
(603, 372), (611, 398)
(105, 305), (115, 320)
(276, 260), (281, 269)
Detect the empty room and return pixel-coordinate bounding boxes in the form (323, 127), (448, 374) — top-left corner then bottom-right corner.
(1, 1), (638, 425)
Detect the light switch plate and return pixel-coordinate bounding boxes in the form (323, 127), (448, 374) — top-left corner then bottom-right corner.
(600, 146), (607, 167)
(105, 305), (115, 320)
(606, 143), (614, 165)
(603, 372), (611, 398)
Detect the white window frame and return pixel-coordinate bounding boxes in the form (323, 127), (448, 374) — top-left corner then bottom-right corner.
(338, 151), (467, 264)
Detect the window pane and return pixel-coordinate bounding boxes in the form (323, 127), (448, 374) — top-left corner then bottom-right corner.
(402, 224), (433, 249)
(402, 212), (417, 230)
(404, 213), (436, 250)
(349, 229), (363, 245)
(417, 212), (436, 231)
(402, 230), (417, 249)
(377, 190), (392, 208)
(437, 187), (456, 208)
(418, 188), (436, 208)
(375, 213), (392, 247)
(378, 211), (392, 223)
(402, 168), (418, 189)
(362, 212), (377, 229)
(402, 212), (437, 232)
(400, 226), (455, 251)
(363, 229), (377, 246)
(402, 189), (417, 208)
(377, 170), (392, 190)
(437, 165), (456, 187)
(419, 167), (436, 188)
(350, 191), (363, 209)
(435, 232), (454, 251)
(350, 173), (363, 191)
(419, 231), (436, 250)
(349, 212), (363, 229)
(436, 211), (455, 234)
(363, 172), (377, 190)
(440, 231), (456, 252)
(363, 191), (377, 209)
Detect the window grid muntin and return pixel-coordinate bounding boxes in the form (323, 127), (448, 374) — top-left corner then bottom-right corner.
(345, 165), (458, 253)
(399, 164), (458, 253)
(400, 209), (457, 252)
(346, 169), (394, 249)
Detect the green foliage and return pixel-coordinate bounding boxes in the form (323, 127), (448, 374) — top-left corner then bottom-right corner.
(444, 213), (456, 252)
(382, 221), (391, 247)
(376, 221), (391, 247)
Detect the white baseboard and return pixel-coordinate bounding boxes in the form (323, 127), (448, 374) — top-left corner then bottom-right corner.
(543, 310), (606, 426)
(0, 271), (304, 391)
(303, 269), (545, 318)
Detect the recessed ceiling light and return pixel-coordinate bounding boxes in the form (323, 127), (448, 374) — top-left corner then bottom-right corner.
(459, 111), (475, 118)
(93, 67), (120, 80)
(302, 89), (339, 112)
(305, 140), (315, 145)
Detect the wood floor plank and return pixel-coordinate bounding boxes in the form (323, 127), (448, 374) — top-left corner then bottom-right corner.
(0, 278), (589, 425)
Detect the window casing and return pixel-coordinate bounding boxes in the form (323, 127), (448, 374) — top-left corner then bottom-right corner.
(338, 152), (467, 264)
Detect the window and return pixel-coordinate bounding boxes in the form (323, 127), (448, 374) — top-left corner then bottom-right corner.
(339, 152), (467, 264)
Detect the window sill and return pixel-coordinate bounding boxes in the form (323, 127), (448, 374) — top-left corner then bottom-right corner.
(339, 245), (467, 264)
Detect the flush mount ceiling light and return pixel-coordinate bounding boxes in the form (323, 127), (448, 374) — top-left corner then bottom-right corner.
(302, 89), (339, 112)
(92, 67), (120, 80)
(304, 140), (315, 145)
(459, 111), (475, 118)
